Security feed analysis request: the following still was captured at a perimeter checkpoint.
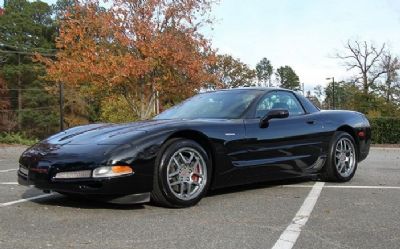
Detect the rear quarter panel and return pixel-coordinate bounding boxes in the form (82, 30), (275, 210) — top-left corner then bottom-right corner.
(313, 110), (371, 162)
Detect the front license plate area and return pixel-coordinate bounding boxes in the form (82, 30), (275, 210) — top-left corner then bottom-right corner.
(19, 164), (29, 176)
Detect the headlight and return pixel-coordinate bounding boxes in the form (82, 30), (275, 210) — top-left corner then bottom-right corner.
(54, 170), (92, 179)
(92, 166), (133, 178)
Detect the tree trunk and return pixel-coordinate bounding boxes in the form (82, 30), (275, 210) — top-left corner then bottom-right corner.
(386, 81), (391, 103)
(362, 73), (368, 94)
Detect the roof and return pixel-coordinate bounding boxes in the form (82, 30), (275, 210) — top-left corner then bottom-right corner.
(234, 87), (281, 91)
(217, 87), (296, 93)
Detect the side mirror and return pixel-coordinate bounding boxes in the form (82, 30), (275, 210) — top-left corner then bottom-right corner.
(259, 109), (289, 128)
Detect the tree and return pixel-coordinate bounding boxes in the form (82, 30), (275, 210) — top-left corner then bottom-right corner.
(323, 81), (352, 110)
(336, 40), (386, 94)
(317, 80), (399, 116)
(0, 0), (58, 137)
(313, 85), (324, 100)
(305, 90), (321, 108)
(0, 77), (7, 110)
(256, 57), (273, 87)
(211, 54), (256, 88)
(0, 0), (55, 47)
(0, 75), (15, 132)
(100, 95), (137, 123)
(39, 0), (217, 120)
(52, 0), (78, 18)
(275, 66), (300, 90)
(378, 51), (400, 104)
(0, 54), (6, 64)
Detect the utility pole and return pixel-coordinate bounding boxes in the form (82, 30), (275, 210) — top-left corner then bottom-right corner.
(332, 77), (335, 109)
(59, 82), (64, 131)
(17, 53), (22, 130)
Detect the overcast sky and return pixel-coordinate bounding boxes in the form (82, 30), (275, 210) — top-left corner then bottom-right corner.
(2, 0), (400, 92)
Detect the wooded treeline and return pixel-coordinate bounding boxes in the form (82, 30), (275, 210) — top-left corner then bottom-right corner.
(312, 40), (400, 117)
(0, 0), (399, 141)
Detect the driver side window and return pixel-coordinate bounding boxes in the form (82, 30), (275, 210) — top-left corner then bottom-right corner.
(255, 91), (305, 118)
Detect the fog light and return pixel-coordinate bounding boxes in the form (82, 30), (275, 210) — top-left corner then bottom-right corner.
(54, 170), (92, 179)
(92, 166), (133, 178)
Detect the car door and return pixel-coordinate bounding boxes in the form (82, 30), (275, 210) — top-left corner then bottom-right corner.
(240, 90), (326, 182)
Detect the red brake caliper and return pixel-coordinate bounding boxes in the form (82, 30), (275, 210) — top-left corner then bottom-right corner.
(191, 163), (200, 182)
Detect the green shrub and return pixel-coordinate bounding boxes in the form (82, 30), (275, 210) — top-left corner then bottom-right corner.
(0, 132), (39, 146)
(100, 95), (138, 123)
(369, 117), (400, 144)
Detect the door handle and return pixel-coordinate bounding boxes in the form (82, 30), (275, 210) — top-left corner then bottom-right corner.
(306, 120), (316, 125)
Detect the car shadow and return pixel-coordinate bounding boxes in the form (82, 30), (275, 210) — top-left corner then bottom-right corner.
(21, 177), (315, 210)
(21, 188), (146, 210)
(207, 177), (314, 197)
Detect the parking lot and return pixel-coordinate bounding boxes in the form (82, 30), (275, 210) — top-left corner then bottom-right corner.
(0, 146), (399, 249)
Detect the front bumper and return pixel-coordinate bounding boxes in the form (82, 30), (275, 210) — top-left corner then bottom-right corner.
(18, 166), (152, 204)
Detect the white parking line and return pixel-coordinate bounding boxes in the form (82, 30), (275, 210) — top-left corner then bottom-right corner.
(0, 194), (54, 208)
(272, 182), (325, 249)
(370, 147), (400, 150)
(0, 168), (18, 173)
(0, 182), (18, 185)
(283, 184), (400, 189)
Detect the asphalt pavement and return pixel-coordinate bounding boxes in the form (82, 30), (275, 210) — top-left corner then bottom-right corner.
(0, 146), (399, 249)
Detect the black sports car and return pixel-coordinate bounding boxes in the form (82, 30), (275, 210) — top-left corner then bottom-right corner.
(18, 88), (371, 207)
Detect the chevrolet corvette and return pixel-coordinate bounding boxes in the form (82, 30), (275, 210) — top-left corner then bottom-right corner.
(18, 88), (371, 207)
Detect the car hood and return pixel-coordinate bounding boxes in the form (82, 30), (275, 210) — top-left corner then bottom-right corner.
(43, 119), (180, 145)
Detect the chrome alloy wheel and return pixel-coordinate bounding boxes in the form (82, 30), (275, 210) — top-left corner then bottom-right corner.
(335, 137), (356, 178)
(166, 147), (207, 201)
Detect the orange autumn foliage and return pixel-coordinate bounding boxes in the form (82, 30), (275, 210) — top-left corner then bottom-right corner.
(38, 0), (218, 119)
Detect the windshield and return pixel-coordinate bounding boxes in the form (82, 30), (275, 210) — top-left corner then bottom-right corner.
(155, 90), (260, 119)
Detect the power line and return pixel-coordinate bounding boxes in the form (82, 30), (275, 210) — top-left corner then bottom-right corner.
(2, 88), (82, 92)
(2, 88), (53, 91)
(0, 106), (58, 112)
(0, 49), (55, 57)
(0, 96), (49, 99)
(0, 41), (58, 52)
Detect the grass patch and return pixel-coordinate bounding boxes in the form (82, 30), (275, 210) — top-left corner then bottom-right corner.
(0, 132), (39, 146)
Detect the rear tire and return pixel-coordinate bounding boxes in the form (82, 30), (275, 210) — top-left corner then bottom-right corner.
(321, 131), (358, 182)
(151, 138), (212, 208)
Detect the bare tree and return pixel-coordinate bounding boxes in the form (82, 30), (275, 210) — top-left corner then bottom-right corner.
(313, 85), (323, 99)
(379, 51), (400, 103)
(336, 40), (386, 94)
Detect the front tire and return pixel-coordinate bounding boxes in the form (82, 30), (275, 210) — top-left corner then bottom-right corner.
(321, 131), (358, 182)
(151, 138), (212, 208)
